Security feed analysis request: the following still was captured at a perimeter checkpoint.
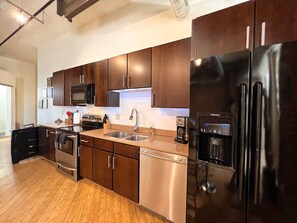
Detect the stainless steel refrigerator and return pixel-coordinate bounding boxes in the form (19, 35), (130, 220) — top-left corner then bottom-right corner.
(187, 41), (297, 223)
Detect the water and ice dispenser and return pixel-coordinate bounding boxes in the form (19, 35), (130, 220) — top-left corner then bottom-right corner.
(197, 114), (235, 167)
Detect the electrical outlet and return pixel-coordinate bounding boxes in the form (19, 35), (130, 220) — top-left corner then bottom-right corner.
(115, 114), (120, 120)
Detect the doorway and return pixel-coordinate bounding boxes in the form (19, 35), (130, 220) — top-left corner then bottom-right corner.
(0, 85), (12, 137)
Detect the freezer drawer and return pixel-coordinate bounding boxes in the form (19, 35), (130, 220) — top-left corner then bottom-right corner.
(139, 147), (187, 223)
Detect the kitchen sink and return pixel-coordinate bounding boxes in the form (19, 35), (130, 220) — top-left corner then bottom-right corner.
(104, 131), (148, 141)
(104, 131), (132, 138)
(125, 135), (148, 141)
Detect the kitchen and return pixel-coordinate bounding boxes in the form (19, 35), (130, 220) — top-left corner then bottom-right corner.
(1, 0), (297, 222)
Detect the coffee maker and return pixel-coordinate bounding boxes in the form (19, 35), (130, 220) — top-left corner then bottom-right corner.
(175, 116), (189, 144)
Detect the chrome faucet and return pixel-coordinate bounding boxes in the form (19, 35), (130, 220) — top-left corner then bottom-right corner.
(129, 108), (138, 132)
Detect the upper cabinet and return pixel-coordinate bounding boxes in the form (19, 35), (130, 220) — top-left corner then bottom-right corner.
(152, 38), (191, 108)
(127, 48), (152, 89)
(95, 60), (119, 107)
(108, 54), (128, 90)
(255, 0), (297, 47)
(191, 1), (254, 59)
(108, 48), (152, 90)
(192, 0), (297, 59)
(52, 70), (65, 106)
(64, 66), (81, 106)
(81, 63), (95, 84)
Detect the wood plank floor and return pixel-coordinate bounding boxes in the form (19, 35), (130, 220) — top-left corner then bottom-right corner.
(0, 137), (166, 223)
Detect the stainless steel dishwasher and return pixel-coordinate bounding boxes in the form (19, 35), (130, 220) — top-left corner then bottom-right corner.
(139, 147), (187, 223)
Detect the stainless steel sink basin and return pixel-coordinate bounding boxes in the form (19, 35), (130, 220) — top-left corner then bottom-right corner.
(125, 135), (148, 141)
(104, 131), (132, 138)
(104, 131), (148, 141)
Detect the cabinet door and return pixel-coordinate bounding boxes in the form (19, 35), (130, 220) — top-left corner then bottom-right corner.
(255, 0), (297, 47)
(95, 60), (108, 106)
(108, 54), (127, 90)
(152, 38), (191, 108)
(192, 1), (254, 59)
(52, 70), (65, 106)
(82, 63), (95, 84)
(127, 48), (152, 88)
(64, 66), (81, 106)
(113, 154), (139, 202)
(38, 126), (50, 159)
(93, 149), (113, 190)
(80, 145), (93, 180)
(48, 128), (56, 162)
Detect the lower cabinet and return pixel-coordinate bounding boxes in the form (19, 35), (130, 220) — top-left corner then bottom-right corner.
(38, 126), (56, 162)
(113, 154), (139, 202)
(80, 137), (139, 203)
(93, 148), (113, 190)
(80, 145), (93, 180)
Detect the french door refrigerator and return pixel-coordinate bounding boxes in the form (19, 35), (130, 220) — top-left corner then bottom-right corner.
(187, 41), (297, 223)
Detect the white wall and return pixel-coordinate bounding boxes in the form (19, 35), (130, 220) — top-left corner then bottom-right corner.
(37, 0), (247, 130)
(0, 58), (36, 128)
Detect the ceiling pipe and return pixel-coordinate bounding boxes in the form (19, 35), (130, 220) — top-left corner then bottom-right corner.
(0, 0), (55, 47)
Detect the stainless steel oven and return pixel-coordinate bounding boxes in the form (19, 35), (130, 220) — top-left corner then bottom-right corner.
(55, 133), (78, 181)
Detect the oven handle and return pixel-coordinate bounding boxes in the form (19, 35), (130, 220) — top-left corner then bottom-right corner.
(57, 161), (77, 171)
(67, 135), (77, 140)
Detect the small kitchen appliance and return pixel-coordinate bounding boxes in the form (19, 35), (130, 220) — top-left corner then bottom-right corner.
(175, 116), (188, 144)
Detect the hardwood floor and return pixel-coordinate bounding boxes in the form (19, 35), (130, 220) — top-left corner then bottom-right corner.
(0, 137), (165, 223)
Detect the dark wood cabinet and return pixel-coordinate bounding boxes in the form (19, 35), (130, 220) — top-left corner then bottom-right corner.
(94, 60), (119, 107)
(127, 48), (152, 88)
(113, 154), (139, 203)
(52, 70), (65, 106)
(93, 148), (113, 190)
(255, 0), (297, 47)
(48, 128), (56, 162)
(38, 126), (49, 160)
(191, 1), (254, 59)
(81, 63), (95, 84)
(80, 145), (93, 180)
(152, 38), (191, 108)
(38, 126), (55, 162)
(64, 66), (81, 106)
(108, 54), (128, 90)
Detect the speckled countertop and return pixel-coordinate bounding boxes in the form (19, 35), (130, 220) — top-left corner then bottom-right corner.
(80, 128), (189, 157)
(39, 123), (73, 129)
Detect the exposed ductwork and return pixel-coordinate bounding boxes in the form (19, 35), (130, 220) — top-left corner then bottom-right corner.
(57, 0), (100, 22)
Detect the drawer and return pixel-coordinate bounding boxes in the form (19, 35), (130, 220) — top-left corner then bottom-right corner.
(94, 138), (113, 152)
(80, 135), (94, 147)
(114, 142), (139, 160)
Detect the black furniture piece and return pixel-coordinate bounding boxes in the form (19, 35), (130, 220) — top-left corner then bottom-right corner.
(11, 126), (39, 164)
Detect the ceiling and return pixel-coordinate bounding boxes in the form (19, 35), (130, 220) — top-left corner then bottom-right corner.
(0, 0), (176, 64)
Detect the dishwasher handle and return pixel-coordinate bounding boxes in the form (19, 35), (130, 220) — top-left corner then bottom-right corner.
(140, 148), (187, 164)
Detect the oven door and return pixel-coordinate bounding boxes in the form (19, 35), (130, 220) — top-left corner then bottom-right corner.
(55, 133), (78, 181)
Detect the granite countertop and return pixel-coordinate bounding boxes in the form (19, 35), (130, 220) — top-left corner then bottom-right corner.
(39, 123), (73, 129)
(80, 128), (189, 157)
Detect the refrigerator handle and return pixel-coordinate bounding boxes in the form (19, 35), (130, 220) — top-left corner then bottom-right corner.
(238, 84), (247, 200)
(252, 82), (263, 205)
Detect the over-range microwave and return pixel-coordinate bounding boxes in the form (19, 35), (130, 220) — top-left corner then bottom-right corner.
(71, 84), (95, 105)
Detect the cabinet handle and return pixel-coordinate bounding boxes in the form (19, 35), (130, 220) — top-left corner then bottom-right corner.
(112, 156), (116, 170)
(245, 26), (250, 49)
(108, 155), (112, 168)
(49, 131), (55, 134)
(60, 97), (63, 105)
(261, 22), (266, 46)
(82, 75), (85, 84)
(70, 92), (72, 105)
(152, 93), (155, 106)
(79, 75), (82, 84)
(80, 139), (88, 143)
(46, 129), (49, 137)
